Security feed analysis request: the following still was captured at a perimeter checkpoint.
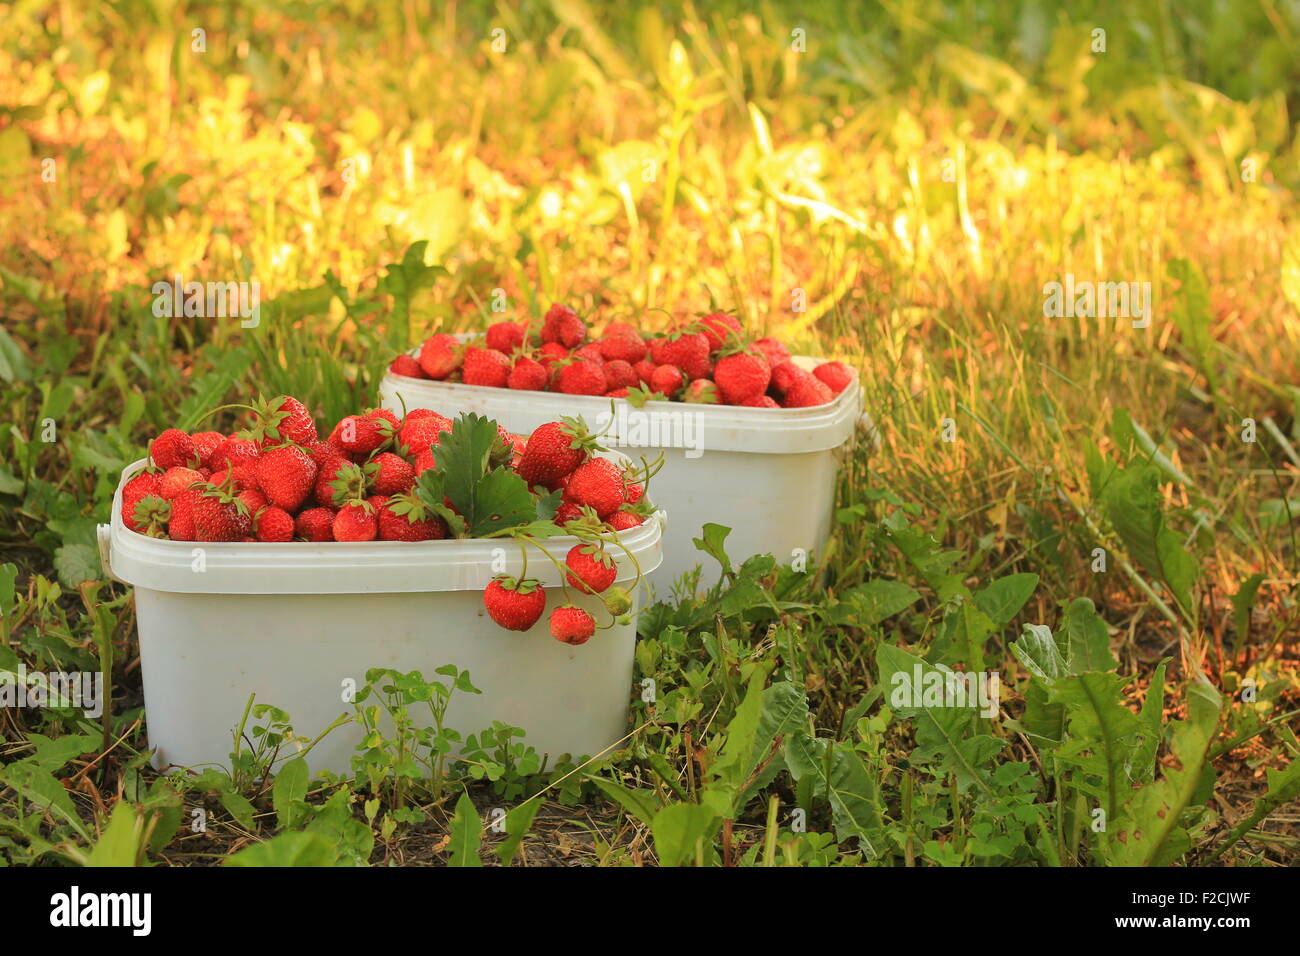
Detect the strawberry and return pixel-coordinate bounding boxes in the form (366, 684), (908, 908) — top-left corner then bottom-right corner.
(555, 359), (607, 396)
(550, 605), (595, 645)
(121, 471), (162, 532)
(606, 509), (644, 531)
(517, 419), (598, 488)
(210, 436), (260, 470)
(337, 409), (396, 455)
(573, 342), (605, 365)
(508, 356), (549, 391)
(769, 359), (807, 395)
(208, 464), (259, 493)
(255, 444), (318, 511)
(698, 312), (742, 352)
(602, 320), (641, 339)
(316, 458), (366, 507)
(131, 495), (171, 538)
(462, 347), (512, 388)
(683, 379), (719, 404)
(190, 431), (224, 469)
(813, 361), (854, 396)
(565, 543), (617, 594)
(405, 408), (440, 422)
(783, 375), (833, 408)
(714, 351), (771, 404)
(650, 330), (711, 379)
(390, 353), (428, 379)
(295, 507), (336, 542)
(413, 447), (438, 475)
(606, 387), (630, 398)
(368, 452), (416, 495)
(237, 488), (268, 514)
(483, 576), (547, 631)
(633, 359), (657, 384)
(625, 482), (644, 504)
(250, 395), (318, 446)
(418, 333), (462, 379)
(753, 337), (791, 368)
(150, 429), (196, 469)
(599, 332), (647, 363)
(192, 483), (252, 542)
(553, 501), (584, 526)
(254, 506), (295, 542)
(541, 304), (586, 348)
(537, 341), (570, 367)
(332, 500), (377, 542)
(158, 466), (204, 501)
(603, 359), (638, 391)
(378, 492), (449, 541)
(741, 395), (781, 408)
(167, 487), (202, 540)
(563, 457), (626, 518)
(485, 320), (526, 353)
(603, 586), (633, 616)
(398, 413), (452, 457)
(649, 364), (685, 398)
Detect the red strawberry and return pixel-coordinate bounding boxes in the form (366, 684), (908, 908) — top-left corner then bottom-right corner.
(295, 507), (336, 542)
(565, 543), (617, 594)
(650, 331), (711, 379)
(168, 488), (202, 540)
(770, 359), (807, 394)
(251, 395), (318, 446)
(413, 448), (437, 475)
(190, 431), (224, 469)
(649, 364), (685, 398)
(158, 466), (205, 501)
(603, 359), (638, 391)
(130, 495), (171, 538)
(753, 337), (791, 368)
(625, 482), (644, 504)
(550, 605), (595, 645)
(208, 464), (259, 493)
(599, 333), (647, 363)
(485, 321), (527, 353)
(150, 429), (196, 469)
(741, 395), (781, 408)
(633, 359), (657, 384)
(121, 471), (164, 532)
(337, 410), (396, 455)
(254, 506), (295, 542)
(573, 342), (605, 365)
(405, 408), (439, 421)
(483, 576), (547, 631)
(398, 413), (452, 457)
(315, 458), (366, 507)
(813, 361), (854, 396)
(783, 376), (833, 408)
(332, 500), (377, 542)
(462, 347), (512, 388)
(541, 304), (586, 348)
(698, 312), (742, 352)
(537, 341), (570, 367)
(683, 379), (719, 404)
(555, 359), (607, 396)
(390, 353), (428, 378)
(606, 509), (644, 531)
(606, 387), (630, 398)
(418, 333), (462, 379)
(237, 489), (268, 514)
(553, 501), (584, 526)
(517, 420), (597, 488)
(603, 320), (640, 339)
(378, 492), (449, 541)
(714, 351), (771, 404)
(210, 436), (260, 470)
(563, 457), (626, 518)
(255, 444), (318, 512)
(368, 452), (416, 495)
(192, 484), (252, 542)
(508, 356), (549, 391)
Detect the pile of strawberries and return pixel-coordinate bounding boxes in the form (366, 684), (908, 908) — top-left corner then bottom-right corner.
(390, 305), (855, 408)
(119, 398), (654, 645)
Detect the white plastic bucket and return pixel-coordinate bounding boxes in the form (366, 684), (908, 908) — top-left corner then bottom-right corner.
(99, 460), (664, 775)
(380, 355), (860, 589)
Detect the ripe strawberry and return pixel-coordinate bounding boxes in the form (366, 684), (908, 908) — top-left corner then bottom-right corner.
(413, 447), (437, 475)
(555, 359), (607, 396)
(418, 333), (462, 379)
(190, 431), (224, 469)
(398, 413), (452, 457)
(368, 452), (415, 495)
(537, 341), (570, 367)
(332, 500), (377, 541)
(295, 507), (336, 542)
(462, 347), (512, 388)
(606, 387), (630, 398)
(150, 429), (196, 469)
(649, 364), (685, 398)
(714, 351), (771, 404)
(121, 471), (163, 532)
(210, 436), (260, 470)
(550, 605), (595, 645)
(650, 331), (711, 379)
(390, 353), (428, 378)
(507, 356), (548, 391)
(606, 509), (644, 531)
(813, 361), (854, 396)
(517, 419), (597, 488)
(541, 304), (586, 348)
(208, 464), (259, 493)
(131, 495), (171, 538)
(741, 395), (781, 408)
(698, 312), (742, 352)
(168, 487), (202, 540)
(158, 466), (205, 501)
(625, 482), (644, 504)
(192, 484), (252, 542)
(255, 444), (319, 512)
(573, 342), (605, 365)
(565, 543), (617, 594)
(753, 337), (791, 368)
(563, 457), (626, 518)
(483, 576), (547, 631)
(770, 359), (807, 395)
(337, 409), (396, 455)
(602, 320), (641, 339)
(684, 379), (719, 404)
(237, 488), (268, 514)
(316, 458), (366, 507)
(783, 375), (834, 408)
(405, 408), (439, 422)
(599, 332), (647, 363)
(603, 359), (638, 391)
(250, 395), (318, 446)
(485, 321), (526, 353)
(633, 359), (657, 384)
(254, 506), (295, 542)
(553, 501), (584, 526)
(378, 492), (449, 541)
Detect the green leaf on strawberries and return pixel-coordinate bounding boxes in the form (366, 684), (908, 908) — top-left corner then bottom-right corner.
(466, 469), (538, 537)
(421, 413), (536, 537)
(412, 470), (467, 538)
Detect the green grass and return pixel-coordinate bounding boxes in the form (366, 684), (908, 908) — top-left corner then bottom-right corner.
(0, 0), (1297, 866)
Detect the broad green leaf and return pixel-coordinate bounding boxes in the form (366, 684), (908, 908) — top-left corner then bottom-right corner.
(785, 734), (881, 858)
(0, 328), (31, 383)
(972, 573), (1039, 627)
(651, 802), (717, 867)
(1048, 672), (1143, 819)
(272, 757), (309, 830)
(447, 792), (483, 867)
(836, 579), (921, 626)
(1167, 258), (1215, 387)
(1059, 598), (1120, 672)
(1229, 573), (1265, 653)
(587, 777), (658, 827)
(226, 831), (339, 867)
(496, 799), (542, 867)
(87, 803), (144, 867)
(53, 543), (99, 588)
(692, 523), (732, 575)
